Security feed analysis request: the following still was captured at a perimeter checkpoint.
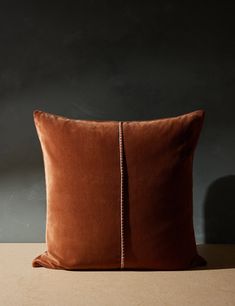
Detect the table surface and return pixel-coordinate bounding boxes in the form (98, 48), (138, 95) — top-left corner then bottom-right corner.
(0, 244), (235, 306)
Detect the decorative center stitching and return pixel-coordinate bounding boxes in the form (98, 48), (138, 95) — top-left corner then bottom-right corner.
(118, 121), (125, 269)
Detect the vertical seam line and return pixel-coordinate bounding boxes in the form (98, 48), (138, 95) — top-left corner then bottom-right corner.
(119, 121), (125, 269)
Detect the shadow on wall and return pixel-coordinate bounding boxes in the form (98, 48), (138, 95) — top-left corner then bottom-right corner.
(204, 175), (235, 244)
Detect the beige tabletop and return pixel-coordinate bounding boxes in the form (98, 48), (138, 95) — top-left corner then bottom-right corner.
(0, 244), (234, 306)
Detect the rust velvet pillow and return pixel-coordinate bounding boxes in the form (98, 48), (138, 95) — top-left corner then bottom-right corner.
(32, 109), (206, 270)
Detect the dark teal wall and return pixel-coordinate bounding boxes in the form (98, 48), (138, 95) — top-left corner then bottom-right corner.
(0, 1), (234, 242)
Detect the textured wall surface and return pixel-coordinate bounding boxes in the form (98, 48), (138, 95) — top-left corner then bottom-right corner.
(0, 2), (234, 242)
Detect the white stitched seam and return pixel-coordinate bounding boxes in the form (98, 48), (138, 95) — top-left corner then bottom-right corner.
(119, 121), (125, 269)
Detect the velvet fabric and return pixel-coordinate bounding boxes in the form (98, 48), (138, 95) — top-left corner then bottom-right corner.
(32, 109), (207, 270)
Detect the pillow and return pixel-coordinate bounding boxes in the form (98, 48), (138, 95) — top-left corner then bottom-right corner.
(32, 109), (207, 270)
